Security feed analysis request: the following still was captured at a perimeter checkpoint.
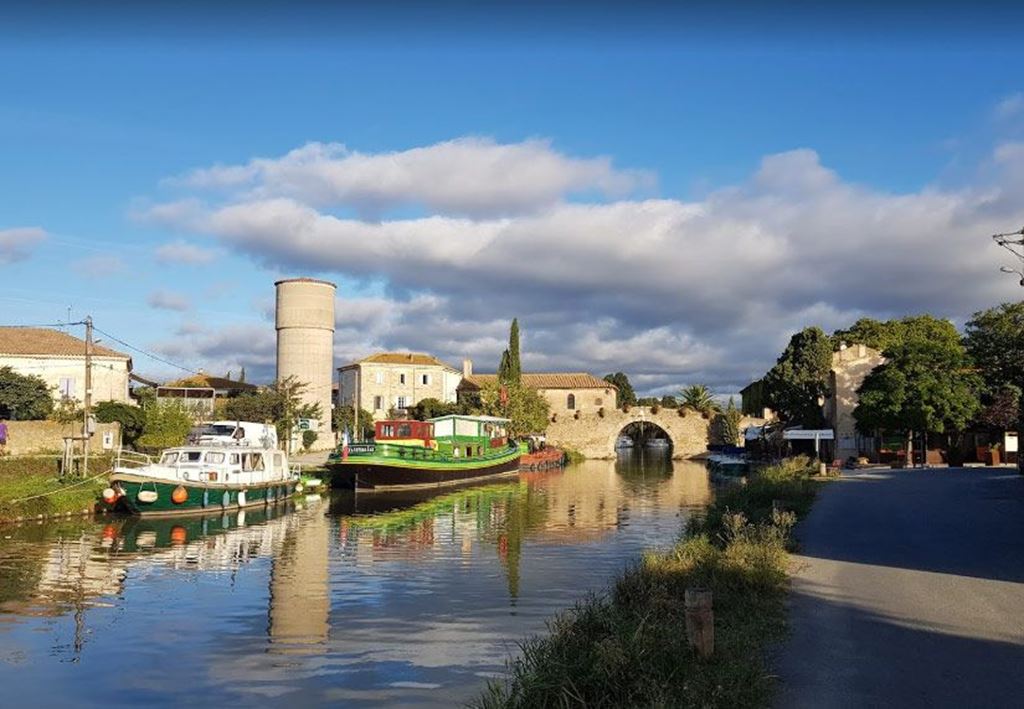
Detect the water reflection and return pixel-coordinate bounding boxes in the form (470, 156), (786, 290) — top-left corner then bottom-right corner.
(0, 456), (709, 707)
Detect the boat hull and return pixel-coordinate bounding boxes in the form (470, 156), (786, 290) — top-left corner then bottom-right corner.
(110, 473), (298, 516)
(328, 453), (522, 492)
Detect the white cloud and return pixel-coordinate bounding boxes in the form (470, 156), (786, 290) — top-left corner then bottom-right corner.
(147, 289), (191, 312)
(73, 254), (125, 278)
(0, 226), (47, 265)
(155, 239), (217, 265)
(141, 137), (1024, 393)
(994, 92), (1024, 121)
(171, 137), (653, 217)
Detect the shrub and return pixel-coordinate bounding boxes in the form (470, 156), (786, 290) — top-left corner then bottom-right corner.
(302, 430), (318, 450)
(95, 401), (145, 447)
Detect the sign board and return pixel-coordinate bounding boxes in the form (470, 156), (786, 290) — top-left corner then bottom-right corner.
(1006, 432), (1019, 454)
(783, 429), (834, 441)
(297, 418), (315, 431)
(348, 444), (376, 454)
(102, 431), (114, 450)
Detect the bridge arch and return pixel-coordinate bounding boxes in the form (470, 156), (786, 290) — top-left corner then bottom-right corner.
(545, 406), (717, 460)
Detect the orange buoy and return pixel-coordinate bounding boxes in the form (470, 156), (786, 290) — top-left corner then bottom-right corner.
(171, 486), (189, 504)
(170, 525), (187, 545)
(101, 487), (119, 505)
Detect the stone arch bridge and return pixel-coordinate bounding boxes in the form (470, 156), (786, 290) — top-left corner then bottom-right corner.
(544, 406), (765, 460)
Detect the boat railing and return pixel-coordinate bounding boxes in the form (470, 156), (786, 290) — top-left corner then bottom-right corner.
(115, 448), (153, 469)
(348, 441), (519, 464)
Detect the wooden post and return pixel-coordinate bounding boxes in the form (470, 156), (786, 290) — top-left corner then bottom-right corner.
(685, 588), (714, 658)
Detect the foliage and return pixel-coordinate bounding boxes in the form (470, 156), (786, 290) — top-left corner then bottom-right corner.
(636, 396), (661, 407)
(679, 383), (721, 416)
(976, 385), (1021, 431)
(301, 430), (318, 450)
(333, 404), (375, 440)
(497, 318), (522, 385)
(223, 376), (321, 445)
(965, 302), (1024, 415)
(0, 366), (53, 420)
(603, 372), (636, 407)
(49, 397), (83, 425)
(135, 400), (195, 452)
(833, 314), (963, 352)
(854, 338), (982, 437)
(477, 380), (550, 438)
(475, 458), (818, 709)
(659, 395), (678, 409)
(131, 386), (157, 408)
(764, 327), (833, 427)
(94, 401), (147, 447)
(719, 397), (743, 446)
(409, 397), (460, 421)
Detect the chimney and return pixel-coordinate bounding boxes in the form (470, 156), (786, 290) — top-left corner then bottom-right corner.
(462, 358), (473, 378)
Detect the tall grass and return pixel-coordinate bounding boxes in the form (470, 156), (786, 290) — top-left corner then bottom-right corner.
(0, 454), (115, 522)
(474, 456), (819, 709)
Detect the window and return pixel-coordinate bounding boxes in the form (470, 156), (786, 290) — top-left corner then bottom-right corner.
(373, 396), (384, 410)
(204, 452), (225, 464)
(229, 453), (240, 464)
(382, 424), (395, 437)
(396, 396), (408, 409)
(181, 451), (202, 463)
(374, 371), (384, 385)
(398, 423), (412, 437)
(58, 377), (76, 399)
(421, 374), (430, 385)
(161, 452), (179, 465)
(399, 373), (407, 385)
(567, 393), (576, 410)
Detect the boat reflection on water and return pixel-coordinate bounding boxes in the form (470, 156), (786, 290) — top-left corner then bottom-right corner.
(0, 457), (712, 707)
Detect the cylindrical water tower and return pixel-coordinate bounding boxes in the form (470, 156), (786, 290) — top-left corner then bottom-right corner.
(275, 278), (336, 450)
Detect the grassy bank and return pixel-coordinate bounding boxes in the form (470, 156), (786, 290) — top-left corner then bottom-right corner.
(0, 454), (115, 523)
(475, 456), (820, 709)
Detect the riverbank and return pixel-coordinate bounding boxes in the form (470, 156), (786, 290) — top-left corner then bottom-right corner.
(0, 454), (114, 523)
(475, 456), (821, 708)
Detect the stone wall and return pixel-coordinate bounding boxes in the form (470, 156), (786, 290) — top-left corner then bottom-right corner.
(2, 420), (121, 456)
(538, 386), (618, 417)
(339, 363), (461, 420)
(545, 407), (766, 459)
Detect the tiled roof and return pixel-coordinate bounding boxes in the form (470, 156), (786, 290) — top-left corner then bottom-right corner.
(341, 352), (458, 369)
(164, 374), (259, 391)
(460, 373), (615, 391)
(0, 327), (129, 359)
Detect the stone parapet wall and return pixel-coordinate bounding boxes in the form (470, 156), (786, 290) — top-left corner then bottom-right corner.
(545, 407), (711, 459)
(2, 420), (121, 456)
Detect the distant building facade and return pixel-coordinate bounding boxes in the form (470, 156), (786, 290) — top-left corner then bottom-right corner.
(824, 343), (885, 461)
(458, 364), (617, 415)
(337, 352), (462, 420)
(157, 373), (261, 419)
(0, 327), (132, 405)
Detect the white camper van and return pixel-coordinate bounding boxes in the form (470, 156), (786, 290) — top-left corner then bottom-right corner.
(191, 421), (279, 449)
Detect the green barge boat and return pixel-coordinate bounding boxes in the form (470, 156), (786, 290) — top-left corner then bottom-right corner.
(104, 446), (301, 516)
(327, 414), (525, 492)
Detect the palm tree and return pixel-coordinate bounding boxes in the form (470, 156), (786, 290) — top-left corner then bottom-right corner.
(679, 384), (721, 417)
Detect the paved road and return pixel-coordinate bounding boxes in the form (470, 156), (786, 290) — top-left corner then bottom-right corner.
(774, 467), (1024, 708)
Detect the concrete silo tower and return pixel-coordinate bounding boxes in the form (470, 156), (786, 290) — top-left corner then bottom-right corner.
(275, 278), (336, 450)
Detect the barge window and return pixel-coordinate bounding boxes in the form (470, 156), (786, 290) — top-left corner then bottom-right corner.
(229, 453), (240, 464)
(182, 451), (202, 463)
(161, 452), (178, 465)
(205, 452), (225, 463)
(398, 423), (412, 438)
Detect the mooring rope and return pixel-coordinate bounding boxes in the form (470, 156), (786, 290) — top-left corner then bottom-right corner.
(6, 469), (112, 504)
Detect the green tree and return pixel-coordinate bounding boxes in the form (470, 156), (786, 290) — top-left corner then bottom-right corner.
(764, 327), (833, 427)
(679, 384), (721, 416)
(718, 397), (743, 446)
(409, 397), (459, 421)
(965, 301), (1024, 472)
(497, 318), (522, 385)
(0, 366), (53, 420)
(603, 372), (637, 407)
(659, 395), (678, 409)
(223, 390), (279, 423)
(333, 404), (375, 440)
(222, 376), (322, 451)
(834, 314), (962, 352)
(854, 338), (982, 466)
(49, 397), (83, 425)
(136, 400), (194, 452)
(477, 380), (550, 438)
(95, 400), (146, 447)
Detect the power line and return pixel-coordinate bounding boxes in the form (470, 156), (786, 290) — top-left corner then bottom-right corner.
(91, 325), (201, 375)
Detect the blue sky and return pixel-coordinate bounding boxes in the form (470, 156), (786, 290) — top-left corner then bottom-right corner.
(2, 3), (1024, 392)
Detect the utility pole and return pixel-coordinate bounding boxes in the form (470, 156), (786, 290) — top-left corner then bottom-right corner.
(83, 316), (93, 478)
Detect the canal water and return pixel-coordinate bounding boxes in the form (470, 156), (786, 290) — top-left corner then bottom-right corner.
(0, 454), (710, 708)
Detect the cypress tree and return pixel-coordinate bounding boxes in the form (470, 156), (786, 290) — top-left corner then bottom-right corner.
(508, 318), (521, 384)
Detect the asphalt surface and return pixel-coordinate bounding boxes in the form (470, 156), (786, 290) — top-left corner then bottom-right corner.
(773, 467), (1024, 708)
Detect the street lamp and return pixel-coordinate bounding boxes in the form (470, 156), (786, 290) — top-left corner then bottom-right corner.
(999, 266), (1024, 287)
(994, 227), (1024, 286)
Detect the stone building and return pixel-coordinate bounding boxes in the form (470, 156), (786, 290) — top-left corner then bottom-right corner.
(824, 343), (885, 461)
(337, 352), (462, 420)
(0, 326), (132, 405)
(457, 364), (617, 415)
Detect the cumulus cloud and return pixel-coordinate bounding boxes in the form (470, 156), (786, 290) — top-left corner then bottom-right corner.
(140, 137), (1024, 393)
(147, 289), (191, 312)
(73, 254), (125, 278)
(152, 323), (278, 383)
(0, 226), (47, 265)
(155, 239), (217, 265)
(170, 137), (653, 217)
(994, 92), (1024, 121)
